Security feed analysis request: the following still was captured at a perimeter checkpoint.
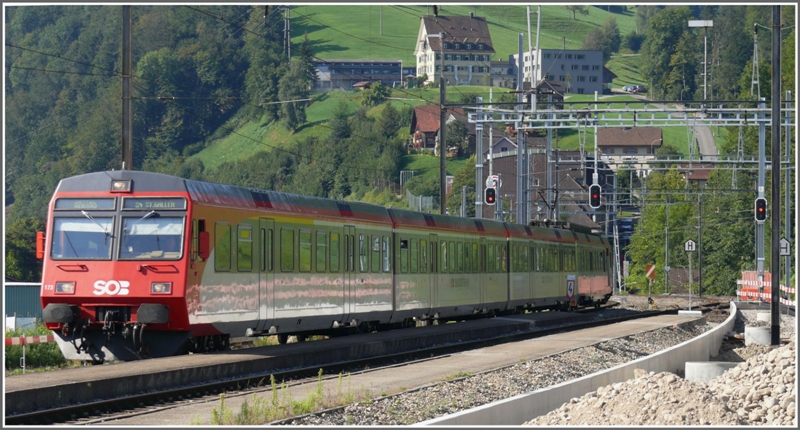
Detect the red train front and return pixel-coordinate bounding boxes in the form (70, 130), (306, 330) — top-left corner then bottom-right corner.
(39, 171), (194, 362)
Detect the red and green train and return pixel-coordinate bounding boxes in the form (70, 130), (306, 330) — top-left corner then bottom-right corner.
(38, 170), (612, 362)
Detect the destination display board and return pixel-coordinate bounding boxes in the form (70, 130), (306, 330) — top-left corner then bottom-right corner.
(122, 197), (186, 210)
(55, 198), (115, 210)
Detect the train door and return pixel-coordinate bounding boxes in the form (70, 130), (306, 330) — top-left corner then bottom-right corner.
(343, 225), (356, 325)
(479, 237), (486, 306)
(257, 218), (274, 331)
(428, 234), (438, 314)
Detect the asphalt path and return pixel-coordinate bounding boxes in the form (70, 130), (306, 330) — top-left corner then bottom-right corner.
(615, 90), (718, 159)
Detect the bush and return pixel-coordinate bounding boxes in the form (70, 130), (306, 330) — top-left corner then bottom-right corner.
(5, 321), (66, 373)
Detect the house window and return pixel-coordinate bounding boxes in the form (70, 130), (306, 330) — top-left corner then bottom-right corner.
(571, 64), (579, 70)
(478, 44), (484, 50)
(566, 54), (572, 59)
(576, 54), (586, 60)
(559, 75), (565, 81)
(582, 65), (589, 71)
(454, 54), (461, 61)
(626, 148), (636, 154)
(592, 65), (600, 71)
(589, 76), (598, 82)
(561, 64), (565, 70)
(544, 53), (551, 59)
(533, 178), (540, 186)
(445, 54), (452, 61)
(466, 43), (472, 49)
(436, 54), (441, 61)
(577, 76), (586, 82)
(577, 88), (585, 94)
(454, 43), (460, 49)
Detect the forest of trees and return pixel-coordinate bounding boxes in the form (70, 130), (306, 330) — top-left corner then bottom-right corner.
(4, 5), (796, 295)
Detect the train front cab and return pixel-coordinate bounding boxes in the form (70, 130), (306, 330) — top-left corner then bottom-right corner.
(39, 173), (193, 362)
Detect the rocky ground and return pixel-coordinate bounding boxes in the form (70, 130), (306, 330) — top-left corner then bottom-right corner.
(525, 298), (797, 426)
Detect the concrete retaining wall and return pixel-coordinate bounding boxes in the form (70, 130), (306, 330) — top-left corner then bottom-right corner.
(418, 303), (739, 426)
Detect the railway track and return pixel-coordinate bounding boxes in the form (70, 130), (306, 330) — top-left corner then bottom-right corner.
(6, 305), (686, 426)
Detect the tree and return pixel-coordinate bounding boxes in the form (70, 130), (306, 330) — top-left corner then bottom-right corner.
(361, 81), (391, 107)
(639, 6), (695, 101)
(297, 32), (318, 89)
(564, 5), (589, 20)
(278, 58), (310, 131)
(446, 155), (477, 217)
(379, 102), (401, 139)
(445, 120), (470, 156)
(5, 217), (46, 282)
(582, 17), (621, 61)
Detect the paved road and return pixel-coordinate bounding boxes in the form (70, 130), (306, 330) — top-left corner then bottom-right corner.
(616, 90), (718, 159)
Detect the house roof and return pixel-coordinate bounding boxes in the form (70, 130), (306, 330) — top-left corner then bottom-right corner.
(678, 163), (716, 181)
(597, 127), (662, 148)
(410, 105), (466, 134)
(421, 15), (495, 53)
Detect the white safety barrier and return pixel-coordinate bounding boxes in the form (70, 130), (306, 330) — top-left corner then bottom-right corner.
(417, 303), (738, 426)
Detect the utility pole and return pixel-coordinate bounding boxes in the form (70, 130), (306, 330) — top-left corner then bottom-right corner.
(284, 7), (291, 59)
(438, 31), (446, 215)
(516, 33), (525, 224)
(785, 91), (793, 314)
(475, 96), (484, 219)
(665, 204), (670, 294)
(698, 193), (703, 296)
(770, 5), (781, 346)
(121, 5), (132, 170)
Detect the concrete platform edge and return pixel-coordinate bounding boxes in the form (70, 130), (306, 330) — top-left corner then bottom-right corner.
(417, 303), (738, 426)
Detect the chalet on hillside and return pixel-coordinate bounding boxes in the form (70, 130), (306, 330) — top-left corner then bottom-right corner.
(597, 127), (662, 173)
(414, 13), (495, 86)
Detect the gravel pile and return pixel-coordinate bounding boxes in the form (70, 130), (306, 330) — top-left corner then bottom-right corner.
(525, 340), (796, 426)
(283, 320), (714, 425)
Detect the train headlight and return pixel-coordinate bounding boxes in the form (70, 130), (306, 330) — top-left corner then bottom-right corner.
(110, 179), (132, 192)
(55, 282), (76, 294)
(151, 282), (171, 294)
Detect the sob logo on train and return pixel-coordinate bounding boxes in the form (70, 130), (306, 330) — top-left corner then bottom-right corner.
(93, 280), (130, 296)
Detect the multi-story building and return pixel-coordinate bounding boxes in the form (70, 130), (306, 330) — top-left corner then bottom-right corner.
(414, 13), (495, 86)
(510, 49), (613, 95)
(313, 59), (408, 90)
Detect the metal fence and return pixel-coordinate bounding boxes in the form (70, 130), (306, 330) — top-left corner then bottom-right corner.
(5, 282), (42, 322)
(406, 190), (438, 213)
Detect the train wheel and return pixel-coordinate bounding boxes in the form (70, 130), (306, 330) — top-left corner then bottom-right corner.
(277, 334), (289, 344)
(296, 334), (307, 342)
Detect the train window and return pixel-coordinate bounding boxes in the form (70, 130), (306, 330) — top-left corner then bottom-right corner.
(382, 236), (390, 272)
(316, 231), (327, 272)
(330, 232), (340, 272)
(457, 242), (464, 273)
(480, 244), (486, 272)
(420, 240), (427, 273)
(281, 228), (294, 272)
(120, 216), (184, 260)
(193, 219), (199, 261)
(410, 239), (419, 273)
(500, 245), (507, 272)
(464, 243), (471, 273)
(371, 236), (381, 273)
(266, 229), (274, 272)
(449, 241), (456, 273)
(487, 244), (495, 272)
(472, 244), (479, 272)
(359, 234), (368, 273)
(215, 223), (231, 271)
(440, 241), (448, 273)
(400, 239), (409, 273)
(238, 226), (253, 271)
(260, 229), (266, 271)
(51, 217), (114, 260)
(299, 230), (312, 272)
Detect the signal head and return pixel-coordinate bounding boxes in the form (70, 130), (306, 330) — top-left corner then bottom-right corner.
(755, 197), (767, 222)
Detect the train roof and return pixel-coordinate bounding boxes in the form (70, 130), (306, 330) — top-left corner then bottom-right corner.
(54, 172), (607, 247)
(55, 170), (187, 193)
(387, 208), (506, 237)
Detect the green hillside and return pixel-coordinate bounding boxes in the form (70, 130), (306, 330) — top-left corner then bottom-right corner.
(190, 5), (643, 170)
(291, 5), (637, 64)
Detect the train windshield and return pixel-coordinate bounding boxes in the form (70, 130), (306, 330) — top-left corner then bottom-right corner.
(51, 217), (114, 259)
(119, 216), (184, 260)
